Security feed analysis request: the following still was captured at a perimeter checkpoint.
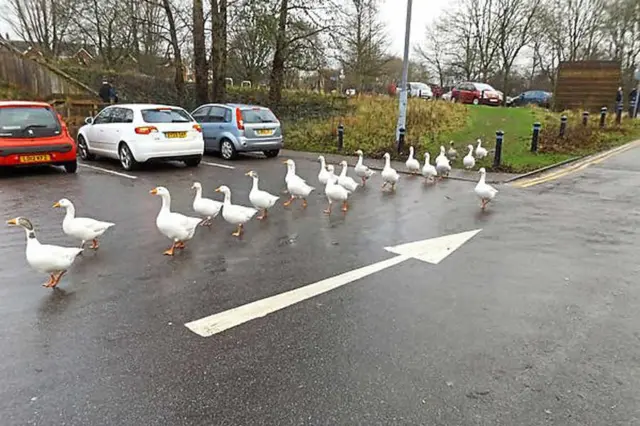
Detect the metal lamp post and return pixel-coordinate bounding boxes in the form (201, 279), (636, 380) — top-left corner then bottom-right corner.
(395, 0), (413, 143)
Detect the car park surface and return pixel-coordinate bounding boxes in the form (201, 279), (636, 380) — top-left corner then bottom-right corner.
(2, 149), (640, 425)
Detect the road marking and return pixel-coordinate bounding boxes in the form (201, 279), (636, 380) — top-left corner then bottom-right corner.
(513, 141), (640, 188)
(78, 163), (137, 179)
(185, 229), (482, 337)
(202, 161), (235, 170)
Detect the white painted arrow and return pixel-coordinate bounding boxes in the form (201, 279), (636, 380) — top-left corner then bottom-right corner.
(185, 229), (482, 337)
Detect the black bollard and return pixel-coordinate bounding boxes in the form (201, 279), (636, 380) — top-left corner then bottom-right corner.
(599, 107), (607, 128)
(582, 111), (589, 126)
(616, 102), (623, 125)
(337, 123), (344, 151)
(397, 127), (406, 154)
(531, 122), (541, 152)
(493, 130), (504, 169)
(559, 115), (568, 138)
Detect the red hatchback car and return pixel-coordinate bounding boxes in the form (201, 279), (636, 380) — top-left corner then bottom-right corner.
(0, 101), (77, 173)
(451, 82), (503, 106)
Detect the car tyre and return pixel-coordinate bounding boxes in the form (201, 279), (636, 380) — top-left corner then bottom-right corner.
(63, 160), (78, 173)
(263, 149), (280, 158)
(472, 98), (480, 105)
(220, 139), (238, 160)
(118, 143), (139, 171)
(184, 156), (202, 167)
(77, 135), (95, 161)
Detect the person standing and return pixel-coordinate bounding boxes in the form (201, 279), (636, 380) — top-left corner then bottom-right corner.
(99, 79), (112, 103)
(629, 87), (638, 118)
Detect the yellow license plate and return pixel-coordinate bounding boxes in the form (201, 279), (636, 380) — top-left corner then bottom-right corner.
(256, 129), (274, 136)
(165, 132), (187, 139)
(19, 154), (51, 163)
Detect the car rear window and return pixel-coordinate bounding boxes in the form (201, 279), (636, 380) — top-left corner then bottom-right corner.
(141, 108), (192, 123)
(0, 106), (61, 138)
(241, 108), (278, 124)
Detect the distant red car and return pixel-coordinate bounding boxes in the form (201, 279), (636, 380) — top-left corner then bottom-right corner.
(0, 101), (77, 172)
(451, 82), (503, 106)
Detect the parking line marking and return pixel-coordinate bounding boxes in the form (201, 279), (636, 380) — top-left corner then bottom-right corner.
(78, 163), (138, 179)
(202, 161), (235, 170)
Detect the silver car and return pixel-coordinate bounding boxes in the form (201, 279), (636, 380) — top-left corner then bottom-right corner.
(191, 103), (283, 160)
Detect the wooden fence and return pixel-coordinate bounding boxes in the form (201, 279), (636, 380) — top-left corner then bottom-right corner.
(0, 41), (97, 100)
(555, 61), (621, 112)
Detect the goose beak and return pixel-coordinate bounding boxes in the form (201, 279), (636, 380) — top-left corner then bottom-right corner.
(6, 218), (17, 225)
(52, 202), (61, 208)
(215, 187), (221, 192)
(245, 171), (252, 176)
(150, 188), (158, 195)
(282, 160), (288, 164)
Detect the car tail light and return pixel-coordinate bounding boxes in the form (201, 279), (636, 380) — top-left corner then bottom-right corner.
(135, 126), (158, 135)
(192, 124), (202, 132)
(235, 108), (244, 130)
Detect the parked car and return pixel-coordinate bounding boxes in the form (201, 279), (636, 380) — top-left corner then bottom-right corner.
(451, 82), (503, 105)
(191, 103), (283, 160)
(407, 82), (433, 99)
(507, 90), (553, 108)
(77, 104), (204, 171)
(429, 84), (444, 99)
(0, 101), (77, 173)
(441, 91), (452, 101)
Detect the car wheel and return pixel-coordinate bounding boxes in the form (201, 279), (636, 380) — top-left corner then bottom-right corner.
(263, 149), (280, 158)
(118, 143), (139, 171)
(472, 98), (480, 105)
(77, 135), (95, 161)
(184, 156), (202, 167)
(220, 139), (237, 160)
(63, 160), (78, 173)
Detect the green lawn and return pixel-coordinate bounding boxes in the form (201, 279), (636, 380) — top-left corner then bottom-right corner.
(441, 106), (574, 173)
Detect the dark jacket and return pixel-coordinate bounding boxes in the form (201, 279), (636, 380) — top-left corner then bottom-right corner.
(99, 83), (111, 103)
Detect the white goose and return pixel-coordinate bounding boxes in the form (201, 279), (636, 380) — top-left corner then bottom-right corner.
(421, 152), (438, 182)
(475, 139), (488, 159)
(463, 144), (476, 169)
(324, 166), (350, 214)
(191, 182), (223, 226)
(150, 186), (202, 255)
(317, 156), (331, 185)
(53, 198), (114, 249)
(283, 159), (315, 208)
(381, 152), (399, 191)
(475, 168), (498, 209)
(405, 146), (420, 174)
(246, 171), (279, 220)
(435, 146), (451, 178)
(7, 217), (83, 288)
(216, 185), (258, 237)
(337, 160), (359, 192)
(354, 149), (375, 185)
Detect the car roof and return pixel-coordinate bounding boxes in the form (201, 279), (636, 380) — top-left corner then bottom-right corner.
(0, 100), (53, 108)
(104, 103), (186, 110)
(199, 103), (268, 109)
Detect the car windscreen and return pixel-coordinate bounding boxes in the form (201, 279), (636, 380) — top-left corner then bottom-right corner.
(141, 108), (192, 123)
(475, 83), (495, 92)
(0, 106), (61, 138)
(241, 108), (278, 124)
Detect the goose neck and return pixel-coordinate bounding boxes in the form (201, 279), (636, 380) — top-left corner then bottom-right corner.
(223, 190), (231, 205)
(159, 193), (171, 211)
(251, 177), (259, 191)
(340, 165), (347, 177)
(63, 205), (76, 221)
(356, 154), (363, 166)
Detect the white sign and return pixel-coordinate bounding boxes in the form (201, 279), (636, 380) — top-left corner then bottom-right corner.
(185, 229), (482, 337)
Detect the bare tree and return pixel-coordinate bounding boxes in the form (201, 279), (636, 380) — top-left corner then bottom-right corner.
(193, 0), (208, 104)
(415, 22), (453, 88)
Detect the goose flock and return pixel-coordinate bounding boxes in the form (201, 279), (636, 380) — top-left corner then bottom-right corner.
(6, 146), (497, 288)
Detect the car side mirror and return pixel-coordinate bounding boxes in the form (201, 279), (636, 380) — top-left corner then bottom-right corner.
(85, 117), (94, 125)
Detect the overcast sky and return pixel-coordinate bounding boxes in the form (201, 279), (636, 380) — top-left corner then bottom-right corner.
(0, 0), (443, 56)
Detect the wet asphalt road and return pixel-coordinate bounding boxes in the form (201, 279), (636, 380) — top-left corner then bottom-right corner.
(1, 149), (640, 425)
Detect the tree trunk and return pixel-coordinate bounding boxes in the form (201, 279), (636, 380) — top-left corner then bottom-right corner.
(210, 0), (227, 102)
(161, 0), (185, 104)
(269, 0), (288, 106)
(193, 0), (208, 105)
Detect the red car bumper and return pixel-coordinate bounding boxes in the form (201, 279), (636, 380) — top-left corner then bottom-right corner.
(0, 142), (76, 166)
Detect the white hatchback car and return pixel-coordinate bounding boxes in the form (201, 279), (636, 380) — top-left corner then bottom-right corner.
(77, 104), (204, 170)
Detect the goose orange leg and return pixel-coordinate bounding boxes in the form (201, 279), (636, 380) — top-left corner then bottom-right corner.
(164, 242), (177, 256)
(50, 271), (66, 287)
(175, 241), (185, 249)
(341, 200), (349, 212)
(232, 224), (244, 237)
(42, 274), (55, 287)
(257, 209), (267, 220)
(302, 198), (308, 208)
(89, 239), (99, 249)
(283, 195), (295, 207)
(324, 202), (332, 215)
